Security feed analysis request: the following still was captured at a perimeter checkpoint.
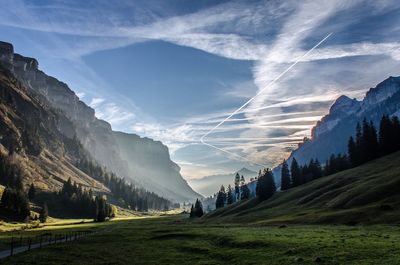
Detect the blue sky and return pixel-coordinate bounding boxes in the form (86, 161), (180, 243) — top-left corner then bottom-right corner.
(1, 0), (400, 179)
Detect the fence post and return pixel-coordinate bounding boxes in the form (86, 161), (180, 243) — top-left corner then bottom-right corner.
(28, 238), (32, 250)
(40, 235), (42, 248)
(10, 237), (14, 256)
(19, 235), (22, 247)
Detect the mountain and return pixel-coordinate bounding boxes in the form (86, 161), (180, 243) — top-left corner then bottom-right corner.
(0, 41), (200, 202)
(273, 76), (400, 186)
(205, 151), (400, 225)
(0, 53), (108, 193)
(188, 168), (257, 197)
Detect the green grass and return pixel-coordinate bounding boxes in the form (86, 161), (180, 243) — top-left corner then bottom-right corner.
(205, 151), (400, 225)
(0, 210), (182, 252)
(2, 154), (400, 264)
(0, 218), (111, 251)
(2, 214), (400, 265)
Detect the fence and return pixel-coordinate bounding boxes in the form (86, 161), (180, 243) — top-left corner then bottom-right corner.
(1, 230), (94, 259)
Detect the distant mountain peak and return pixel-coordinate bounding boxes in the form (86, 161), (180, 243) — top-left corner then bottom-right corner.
(277, 75), (400, 188)
(312, 95), (360, 139)
(363, 76), (400, 106)
(330, 95), (359, 114)
(236, 167), (257, 175)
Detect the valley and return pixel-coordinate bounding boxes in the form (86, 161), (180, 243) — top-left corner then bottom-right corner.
(1, 1), (400, 264)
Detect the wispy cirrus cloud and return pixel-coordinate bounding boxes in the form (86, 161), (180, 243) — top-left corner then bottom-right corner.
(1, 0), (400, 178)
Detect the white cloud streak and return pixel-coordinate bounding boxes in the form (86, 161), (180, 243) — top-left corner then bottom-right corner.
(1, 0), (400, 177)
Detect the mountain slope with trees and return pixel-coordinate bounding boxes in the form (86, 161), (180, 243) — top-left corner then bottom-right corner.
(0, 44), (172, 221)
(273, 76), (400, 186)
(0, 41), (199, 202)
(204, 150), (400, 225)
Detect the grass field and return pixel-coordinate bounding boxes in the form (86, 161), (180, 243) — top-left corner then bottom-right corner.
(205, 151), (400, 225)
(1, 214), (400, 265)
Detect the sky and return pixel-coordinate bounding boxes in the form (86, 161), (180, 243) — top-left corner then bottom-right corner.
(1, 0), (400, 179)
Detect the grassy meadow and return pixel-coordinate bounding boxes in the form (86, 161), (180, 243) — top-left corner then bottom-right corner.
(1, 214), (400, 265)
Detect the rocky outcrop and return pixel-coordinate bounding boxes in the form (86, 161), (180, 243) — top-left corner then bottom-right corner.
(312, 95), (361, 139)
(0, 41), (200, 202)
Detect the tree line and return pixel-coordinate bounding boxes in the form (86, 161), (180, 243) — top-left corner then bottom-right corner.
(207, 114), (400, 209)
(281, 115), (400, 190)
(0, 154), (31, 221)
(76, 158), (171, 211)
(214, 174), (252, 209)
(49, 177), (114, 221)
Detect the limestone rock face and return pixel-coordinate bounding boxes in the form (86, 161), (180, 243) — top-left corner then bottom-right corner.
(0, 41), (200, 202)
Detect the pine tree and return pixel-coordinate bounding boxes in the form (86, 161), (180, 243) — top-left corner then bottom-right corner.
(361, 119), (379, 162)
(368, 120), (379, 160)
(348, 136), (358, 167)
(39, 203), (48, 223)
(226, 185), (234, 204)
(95, 196), (107, 222)
(391, 116), (400, 152)
(28, 183), (36, 200)
(354, 122), (363, 166)
(234, 173), (240, 201)
(215, 185), (226, 208)
(240, 175), (245, 186)
(256, 168), (276, 201)
(280, 159), (291, 190)
(240, 184), (250, 200)
(290, 158), (302, 187)
(193, 199), (204, 217)
(189, 205), (194, 218)
(313, 159), (323, 179)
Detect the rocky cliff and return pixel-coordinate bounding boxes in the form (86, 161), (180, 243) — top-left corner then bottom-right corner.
(0, 41), (200, 202)
(0, 61), (108, 192)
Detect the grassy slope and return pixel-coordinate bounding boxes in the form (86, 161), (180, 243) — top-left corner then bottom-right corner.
(204, 151), (400, 225)
(3, 215), (400, 265)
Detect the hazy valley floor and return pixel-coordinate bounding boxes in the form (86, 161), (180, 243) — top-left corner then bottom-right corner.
(1, 214), (400, 265)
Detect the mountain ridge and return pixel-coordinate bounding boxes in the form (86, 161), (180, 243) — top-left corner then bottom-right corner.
(0, 41), (200, 202)
(274, 75), (400, 186)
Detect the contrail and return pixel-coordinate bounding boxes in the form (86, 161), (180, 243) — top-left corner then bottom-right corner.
(200, 32), (333, 167)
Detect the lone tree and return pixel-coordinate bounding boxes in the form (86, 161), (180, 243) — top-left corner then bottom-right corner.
(256, 168), (276, 201)
(215, 185), (226, 208)
(39, 203), (48, 223)
(280, 160), (291, 190)
(28, 183), (36, 200)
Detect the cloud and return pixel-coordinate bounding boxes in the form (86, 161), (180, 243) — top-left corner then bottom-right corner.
(95, 102), (135, 128)
(2, 0), (400, 176)
(89, 97), (105, 108)
(75, 91), (85, 99)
